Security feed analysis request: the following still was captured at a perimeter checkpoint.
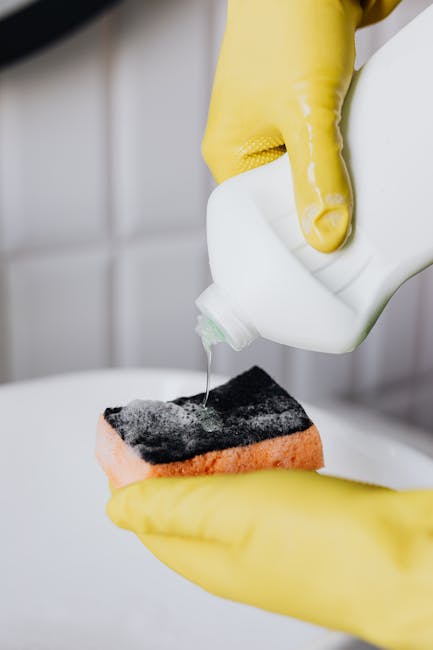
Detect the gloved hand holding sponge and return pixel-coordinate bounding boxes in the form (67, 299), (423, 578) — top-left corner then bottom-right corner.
(105, 2), (433, 649)
(108, 470), (433, 650)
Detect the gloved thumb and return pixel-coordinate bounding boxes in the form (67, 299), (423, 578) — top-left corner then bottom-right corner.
(282, 83), (353, 253)
(106, 473), (247, 543)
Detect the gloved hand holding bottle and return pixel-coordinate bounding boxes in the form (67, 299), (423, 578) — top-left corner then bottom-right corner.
(202, 0), (400, 252)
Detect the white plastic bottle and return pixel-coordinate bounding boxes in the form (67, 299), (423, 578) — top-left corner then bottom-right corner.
(196, 5), (433, 354)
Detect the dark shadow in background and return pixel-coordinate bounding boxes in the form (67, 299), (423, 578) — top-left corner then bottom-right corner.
(0, 0), (121, 68)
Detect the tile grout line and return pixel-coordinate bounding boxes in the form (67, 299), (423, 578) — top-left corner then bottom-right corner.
(1, 224), (206, 263)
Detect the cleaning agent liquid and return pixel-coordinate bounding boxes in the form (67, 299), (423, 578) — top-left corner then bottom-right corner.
(195, 315), (225, 430)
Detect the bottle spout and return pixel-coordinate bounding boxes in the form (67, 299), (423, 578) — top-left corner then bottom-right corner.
(195, 283), (258, 351)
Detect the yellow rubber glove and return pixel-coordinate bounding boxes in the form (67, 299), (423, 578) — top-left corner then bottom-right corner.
(108, 470), (433, 650)
(202, 0), (400, 252)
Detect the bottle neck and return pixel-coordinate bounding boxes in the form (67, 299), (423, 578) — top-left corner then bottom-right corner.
(195, 283), (258, 351)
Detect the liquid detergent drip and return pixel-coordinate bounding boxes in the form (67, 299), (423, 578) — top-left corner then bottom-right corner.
(203, 346), (211, 408)
(195, 8), (433, 354)
(195, 315), (225, 431)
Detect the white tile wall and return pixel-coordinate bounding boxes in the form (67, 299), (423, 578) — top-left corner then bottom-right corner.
(111, 0), (209, 238)
(0, 19), (109, 251)
(113, 232), (207, 370)
(6, 247), (110, 380)
(212, 336), (286, 386)
(0, 0), (432, 431)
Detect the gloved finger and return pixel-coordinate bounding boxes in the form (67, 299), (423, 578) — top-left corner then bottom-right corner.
(282, 92), (353, 253)
(107, 471), (259, 545)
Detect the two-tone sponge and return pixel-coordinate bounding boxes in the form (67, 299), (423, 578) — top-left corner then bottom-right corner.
(96, 366), (324, 488)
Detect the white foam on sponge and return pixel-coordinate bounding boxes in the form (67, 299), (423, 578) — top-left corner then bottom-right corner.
(120, 399), (197, 445)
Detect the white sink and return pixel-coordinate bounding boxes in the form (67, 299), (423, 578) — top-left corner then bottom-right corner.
(1, 368), (432, 650)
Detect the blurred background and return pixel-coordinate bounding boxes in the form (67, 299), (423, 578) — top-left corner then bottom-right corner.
(0, 0), (432, 431)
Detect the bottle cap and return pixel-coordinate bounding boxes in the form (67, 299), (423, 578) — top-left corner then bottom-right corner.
(195, 283), (258, 351)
